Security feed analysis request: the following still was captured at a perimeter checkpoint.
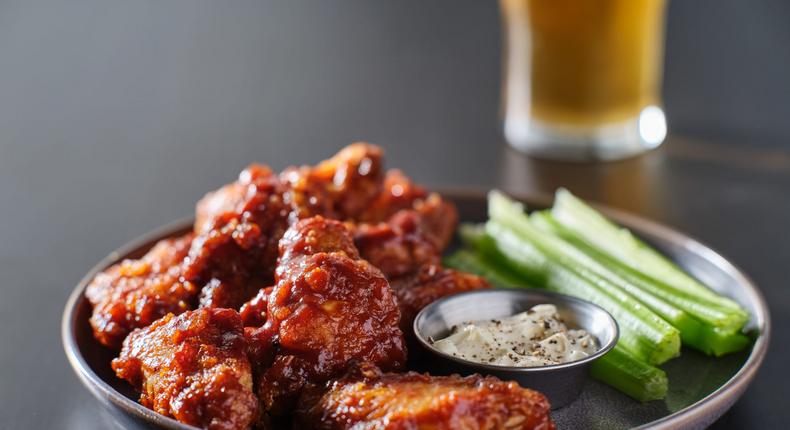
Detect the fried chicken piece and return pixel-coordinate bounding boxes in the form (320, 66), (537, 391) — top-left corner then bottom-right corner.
(86, 234), (198, 349)
(352, 213), (440, 279)
(390, 264), (491, 336)
(353, 194), (458, 278)
(411, 193), (459, 251)
(280, 165), (339, 223)
(355, 169), (428, 223)
(256, 216), (407, 418)
(276, 215), (360, 262)
(311, 143), (384, 218)
(186, 164), (289, 309)
(112, 308), (257, 430)
(295, 363), (554, 430)
(280, 143), (384, 223)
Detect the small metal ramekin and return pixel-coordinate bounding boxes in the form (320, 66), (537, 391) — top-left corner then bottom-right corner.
(413, 288), (619, 409)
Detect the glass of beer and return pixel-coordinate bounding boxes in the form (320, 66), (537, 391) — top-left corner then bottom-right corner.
(500, 0), (668, 161)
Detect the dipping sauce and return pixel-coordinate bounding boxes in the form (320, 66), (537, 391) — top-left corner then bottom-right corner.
(431, 304), (598, 367)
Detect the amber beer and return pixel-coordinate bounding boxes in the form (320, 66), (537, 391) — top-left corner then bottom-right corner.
(500, 0), (668, 161)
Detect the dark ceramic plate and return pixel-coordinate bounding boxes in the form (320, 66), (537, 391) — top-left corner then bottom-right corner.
(62, 190), (770, 430)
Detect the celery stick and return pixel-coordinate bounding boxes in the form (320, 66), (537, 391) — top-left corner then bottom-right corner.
(443, 250), (524, 289)
(486, 220), (679, 365)
(564, 237), (745, 331)
(487, 192), (680, 364)
(470, 222), (737, 354)
(458, 223), (547, 286)
(693, 326), (752, 357)
(591, 345), (668, 402)
(458, 223), (508, 260)
(528, 211), (697, 330)
(530, 211), (750, 356)
(552, 188), (747, 318)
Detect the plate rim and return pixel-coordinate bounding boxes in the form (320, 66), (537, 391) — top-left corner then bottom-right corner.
(62, 216), (198, 430)
(61, 189), (770, 430)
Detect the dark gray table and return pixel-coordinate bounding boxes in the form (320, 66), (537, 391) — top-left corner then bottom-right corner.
(0, 1), (788, 429)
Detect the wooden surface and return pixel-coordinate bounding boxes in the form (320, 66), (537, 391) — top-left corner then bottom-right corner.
(0, 1), (788, 429)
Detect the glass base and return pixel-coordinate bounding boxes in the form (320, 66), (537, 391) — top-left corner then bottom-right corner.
(504, 106), (667, 162)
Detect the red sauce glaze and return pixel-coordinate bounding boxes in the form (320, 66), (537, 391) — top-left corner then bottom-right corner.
(88, 144), (459, 351)
(86, 234), (198, 349)
(355, 169), (428, 223)
(279, 142), (384, 224)
(279, 165), (339, 224)
(185, 165), (289, 309)
(411, 193), (459, 252)
(295, 363), (555, 430)
(256, 217), (407, 418)
(390, 264), (492, 337)
(112, 308), (258, 430)
(353, 194), (458, 279)
(244, 323), (278, 373)
(309, 142), (384, 218)
(239, 286), (273, 328)
(277, 215), (360, 263)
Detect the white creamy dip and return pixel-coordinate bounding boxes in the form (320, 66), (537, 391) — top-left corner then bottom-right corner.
(431, 304), (598, 367)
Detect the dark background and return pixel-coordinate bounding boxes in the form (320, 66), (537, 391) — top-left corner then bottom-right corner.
(0, 1), (788, 429)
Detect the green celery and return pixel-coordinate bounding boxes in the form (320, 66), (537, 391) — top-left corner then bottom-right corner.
(530, 210), (750, 355)
(486, 219), (679, 365)
(551, 188), (748, 321)
(692, 326), (751, 357)
(487, 191), (680, 364)
(527, 211), (695, 329)
(591, 345), (668, 402)
(443, 250), (524, 289)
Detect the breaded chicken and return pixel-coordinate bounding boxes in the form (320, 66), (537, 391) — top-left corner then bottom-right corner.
(309, 143), (385, 218)
(353, 194), (458, 278)
(279, 143), (384, 224)
(355, 169), (428, 223)
(255, 216), (407, 418)
(112, 308), (257, 430)
(186, 164), (289, 309)
(86, 233), (197, 349)
(187, 145), (387, 310)
(295, 363), (554, 430)
(391, 264), (491, 335)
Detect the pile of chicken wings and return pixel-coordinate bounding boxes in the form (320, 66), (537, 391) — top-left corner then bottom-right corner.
(86, 144), (554, 430)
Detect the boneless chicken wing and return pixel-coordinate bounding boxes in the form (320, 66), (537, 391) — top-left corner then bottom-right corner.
(86, 233), (198, 349)
(279, 143), (384, 223)
(255, 216), (407, 418)
(353, 193), (458, 278)
(355, 169), (428, 223)
(295, 363), (554, 430)
(186, 164), (289, 309)
(112, 308), (257, 430)
(308, 143), (384, 218)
